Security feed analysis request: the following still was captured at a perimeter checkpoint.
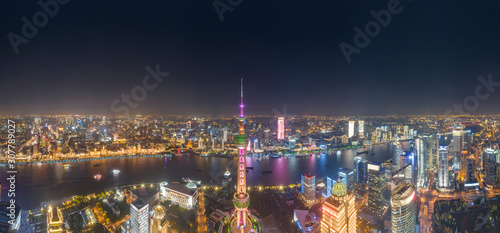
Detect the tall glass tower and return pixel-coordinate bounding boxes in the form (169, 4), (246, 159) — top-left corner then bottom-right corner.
(438, 146), (450, 189)
(367, 161), (386, 215)
(391, 183), (416, 233)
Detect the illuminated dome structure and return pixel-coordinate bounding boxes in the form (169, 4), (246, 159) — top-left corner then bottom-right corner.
(331, 180), (347, 197)
(153, 205), (166, 221)
(151, 205), (169, 233)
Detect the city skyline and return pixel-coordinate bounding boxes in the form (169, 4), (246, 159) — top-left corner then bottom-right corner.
(3, 1), (500, 232)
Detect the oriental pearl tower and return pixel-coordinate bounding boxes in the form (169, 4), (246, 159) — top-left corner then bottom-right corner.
(228, 79), (259, 233)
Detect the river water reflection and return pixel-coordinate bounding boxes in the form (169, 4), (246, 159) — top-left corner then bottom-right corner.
(3, 144), (392, 209)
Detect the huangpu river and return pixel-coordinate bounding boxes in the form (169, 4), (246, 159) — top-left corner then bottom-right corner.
(2, 143), (398, 209)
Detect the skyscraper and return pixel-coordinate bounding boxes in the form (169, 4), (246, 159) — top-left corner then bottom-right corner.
(301, 173), (316, 204)
(354, 157), (367, 183)
(321, 180), (356, 233)
(338, 167), (355, 190)
(416, 138), (426, 188)
(484, 148), (498, 189)
(392, 141), (403, 170)
(358, 120), (364, 137)
(277, 117), (285, 140)
(229, 79), (257, 232)
(348, 121), (355, 138)
(130, 199), (149, 233)
(422, 133), (438, 171)
(367, 161), (386, 215)
(391, 183), (416, 233)
(438, 146), (450, 189)
(323, 176), (337, 198)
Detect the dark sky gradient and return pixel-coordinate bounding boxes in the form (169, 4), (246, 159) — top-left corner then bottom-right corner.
(1, 0), (500, 116)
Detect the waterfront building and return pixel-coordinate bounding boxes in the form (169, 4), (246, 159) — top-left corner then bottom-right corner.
(438, 146), (450, 189)
(301, 173), (316, 204)
(320, 180), (356, 233)
(358, 120), (364, 137)
(161, 183), (198, 209)
(222, 169), (233, 197)
(131, 199), (149, 233)
(277, 117), (285, 140)
(348, 121), (355, 138)
(391, 183), (416, 233)
(289, 138), (297, 150)
(367, 161), (386, 215)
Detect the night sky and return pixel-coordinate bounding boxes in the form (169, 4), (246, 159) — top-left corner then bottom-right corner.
(1, 0), (500, 116)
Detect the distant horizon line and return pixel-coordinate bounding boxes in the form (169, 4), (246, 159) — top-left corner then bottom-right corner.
(1, 114), (499, 117)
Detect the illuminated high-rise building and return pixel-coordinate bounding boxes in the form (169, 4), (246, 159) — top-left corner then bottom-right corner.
(465, 156), (476, 183)
(320, 180), (356, 233)
(358, 120), (364, 137)
(367, 161), (386, 215)
(253, 139), (258, 151)
(338, 167), (355, 190)
(392, 141), (403, 170)
(354, 157), (367, 183)
(415, 138), (425, 188)
(484, 148), (498, 189)
(289, 138), (296, 150)
(277, 117), (285, 140)
(391, 183), (416, 233)
(452, 125), (464, 170)
(131, 199), (149, 233)
(422, 133), (438, 170)
(301, 173), (316, 204)
(228, 79), (259, 232)
(348, 121), (355, 138)
(438, 146), (450, 189)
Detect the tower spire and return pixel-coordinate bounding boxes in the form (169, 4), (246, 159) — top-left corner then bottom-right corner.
(231, 78), (252, 232)
(240, 78), (244, 119)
